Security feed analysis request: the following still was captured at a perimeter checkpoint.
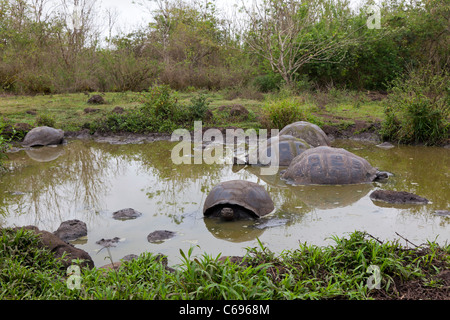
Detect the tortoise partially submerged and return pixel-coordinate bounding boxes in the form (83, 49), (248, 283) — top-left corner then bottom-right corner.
(282, 146), (389, 185)
(203, 180), (274, 221)
(245, 134), (311, 167)
(279, 121), (330, 147)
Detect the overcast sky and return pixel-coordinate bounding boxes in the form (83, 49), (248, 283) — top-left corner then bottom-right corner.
(97, 0), (369, 37)
(98, 0), (241, 35)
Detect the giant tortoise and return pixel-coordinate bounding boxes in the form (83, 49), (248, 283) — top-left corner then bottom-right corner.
(279, 121), (330, 147)
(203, 180), (274, 221)
(245, 134), (311, 167)
(282, 146), (389, 185)
(22, 126), (64, 147)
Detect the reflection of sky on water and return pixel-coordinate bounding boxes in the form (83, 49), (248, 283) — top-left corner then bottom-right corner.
(1, 139), (448, 266)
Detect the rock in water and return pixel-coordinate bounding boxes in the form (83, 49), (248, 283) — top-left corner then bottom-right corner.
(376, 142), (395, 149)
(147, 230), (176, 243)
(53, 219), (87, 242)
(96, 237), (122, 247)
(112, 208), (143, 220)
(369, 190), (429, 205)
(434, 210), (450, 217)
(22, 126), (64, 147)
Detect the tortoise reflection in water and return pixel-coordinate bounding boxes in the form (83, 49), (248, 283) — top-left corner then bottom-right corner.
(203, 180), (274, 221)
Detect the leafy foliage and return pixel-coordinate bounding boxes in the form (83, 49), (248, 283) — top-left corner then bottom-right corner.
(260, 97), (320, 130)
(380, 67), (449, 145)
(1, 229), (448, 300)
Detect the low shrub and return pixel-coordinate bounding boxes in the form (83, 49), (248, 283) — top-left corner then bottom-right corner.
(260, 97), (320, 130)
(35, 113), (56, 128)
(381, 67), (449, 145)
(253, 74), (283, 93)
(188, 93), (210, 121)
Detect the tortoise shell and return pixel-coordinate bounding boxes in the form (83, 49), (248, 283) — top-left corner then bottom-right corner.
(260, 135), (311, 167)
(203, 180), (274, 218)
(279, 121), (330, 147)
(246, 135), (311, 167)
(282, 146), (378, 185)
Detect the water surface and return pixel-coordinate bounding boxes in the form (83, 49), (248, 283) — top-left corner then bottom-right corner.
(1, 139), (448, 266)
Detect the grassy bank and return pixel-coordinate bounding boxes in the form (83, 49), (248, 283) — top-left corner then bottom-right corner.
(0, 228), (448, 300)
(0, 89), (386, 138)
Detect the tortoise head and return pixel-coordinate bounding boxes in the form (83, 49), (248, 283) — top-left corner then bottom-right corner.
(374, 170), (391, 181)
(220, 207), (235, 221)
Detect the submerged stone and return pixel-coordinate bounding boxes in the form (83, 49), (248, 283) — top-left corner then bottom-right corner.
(112, 208), (143, 220)
(370, 190), (429, 205)
(376, 142), (395, 149)
(53, 219), (87, 242)
(147, 230), (176, 243)
(96, 237), (122, 247)
(434, 210), (450, 217)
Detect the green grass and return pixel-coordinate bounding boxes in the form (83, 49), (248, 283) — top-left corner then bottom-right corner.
(0, 92), (143, 132)
(0, 90), (386, 134)
(1, 228), (448, 300)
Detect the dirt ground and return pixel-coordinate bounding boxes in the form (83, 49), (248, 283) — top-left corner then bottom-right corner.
(369, 269), (450, 300)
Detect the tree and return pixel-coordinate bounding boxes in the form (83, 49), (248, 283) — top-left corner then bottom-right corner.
(242, 0), (363, 88)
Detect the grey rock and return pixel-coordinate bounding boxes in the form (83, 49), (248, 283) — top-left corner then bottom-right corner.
(376, 142), (395, 149)
(370, 190), (429, 205)
(434, 210), (450, 217)
(147, 230), (176, 243)
(96, 237), (122, 247)
(53, 219), (87, 242)
(112, 208), (143, 220)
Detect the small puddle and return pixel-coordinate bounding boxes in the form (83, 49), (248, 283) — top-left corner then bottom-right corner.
(1, 139), (449, 266)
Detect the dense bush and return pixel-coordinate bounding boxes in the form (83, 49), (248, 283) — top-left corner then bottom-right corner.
(381, 68), (449, 145)
(260, 97), (320, 130)
(253, 74), (283, 93)
(188, 94), (210, 121)
(0, 0), (447, 94)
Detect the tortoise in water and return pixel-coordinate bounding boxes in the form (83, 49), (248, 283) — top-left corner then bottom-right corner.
(203, 180), (274, 221)
(279, 121), (330, 147)
(282, 146), (389, 185)
(245, 135), (311, 167)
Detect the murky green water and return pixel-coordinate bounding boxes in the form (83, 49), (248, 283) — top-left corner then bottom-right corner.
(1, 138), (449, 266)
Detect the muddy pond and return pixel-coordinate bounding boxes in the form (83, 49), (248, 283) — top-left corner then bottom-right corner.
(1, 138), (449, 267)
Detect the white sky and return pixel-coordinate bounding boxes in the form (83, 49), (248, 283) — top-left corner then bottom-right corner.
(98, 0), (242, 35)
(96, 0), (369, 38)
(99, 0), (153, 34)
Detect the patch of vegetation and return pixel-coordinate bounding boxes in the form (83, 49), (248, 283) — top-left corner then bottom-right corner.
(1, 229), (448, 300)
(91, 85), (213, 133)
(380, 67), (449, 145)
(259, 97), (321, 130)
